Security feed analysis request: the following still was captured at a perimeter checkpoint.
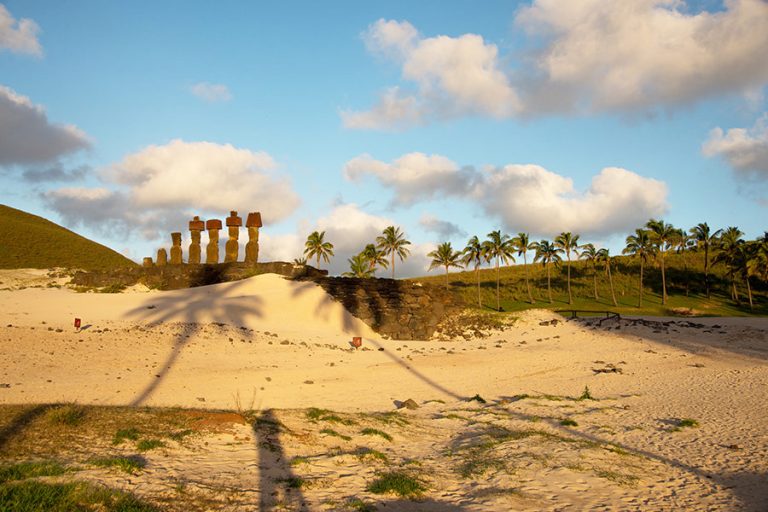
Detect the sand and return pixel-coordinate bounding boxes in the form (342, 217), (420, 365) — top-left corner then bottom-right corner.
(0, 270), (766, 511)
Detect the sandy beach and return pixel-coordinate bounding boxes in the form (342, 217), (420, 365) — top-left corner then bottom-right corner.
(1, 270), (767, 511)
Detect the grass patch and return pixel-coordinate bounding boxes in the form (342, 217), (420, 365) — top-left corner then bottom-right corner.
(468, 394), (487, 404)
(136, 439), (165, 452)
(166, 429), (194, 442)
(0, 461), (67, 484)
(91, 456), (145, 475)
(319, 428), (351, 441)
(345, 497), (376, 512)
(577, 386), (595, 401)
(594, 469), (640, 486)
(289, 456), (310, 467)
(677, 418), (699, 428)
(0, 480), (157, 511)
(560, 418), (579, 427)
(46, 404), (85, 426)
(356, 448), (388, 463)
(112, 428), (140, 445)
(277, 477), (304, 489)
(307, 408), (357, 426)
(367, 471), (426, 498)
(360, 428), (392, 442)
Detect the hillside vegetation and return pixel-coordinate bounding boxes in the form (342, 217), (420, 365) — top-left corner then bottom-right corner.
(0, 204), (136, 271)
(412, 251), (767, 317)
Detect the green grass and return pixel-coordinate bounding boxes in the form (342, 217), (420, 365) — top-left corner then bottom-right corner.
(0, 204), (137, 271)
(411, 250), (768, 317)
(0, 461), (67, 484)
(90, 456), (145, 475)
(319, 428), (351, 441)
(307, 408), (357, 426)
(560, 419), (579, 427)
(367, 471), (426, 498)
(356, 448), (388, 463)
(345, 497), (376, 512)
(136, 439), (164, 452)
(577, 386), (595, 401)
(360, 428), (392, 442)
(112, 428), (140, 445)
(0, 480), (157, 511)
(46, 405), (85, 427)
(676, 418), (700, 429)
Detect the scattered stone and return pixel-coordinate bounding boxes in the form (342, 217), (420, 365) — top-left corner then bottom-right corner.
(280, 340), (290, 345)
(396, 398), (419, 410)
(197, 397), (206, 402)
(304, 380), (314, 385)
(0, 383), (10, 388)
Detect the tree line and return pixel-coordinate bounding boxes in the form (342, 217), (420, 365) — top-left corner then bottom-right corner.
(300, 221), (768, 312)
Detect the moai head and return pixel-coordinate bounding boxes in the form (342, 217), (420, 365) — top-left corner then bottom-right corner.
(142, 257), (154, 267)
(205, 219), (222, 264)
(156, 248), (168, 266)
(189, 216), (204, 242)
(171, 232), (182, 246)
(226, 211), (242, 238)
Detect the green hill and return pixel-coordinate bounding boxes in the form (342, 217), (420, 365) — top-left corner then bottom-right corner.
(0, 204), (137, 270)
(412, 251), (767, 317)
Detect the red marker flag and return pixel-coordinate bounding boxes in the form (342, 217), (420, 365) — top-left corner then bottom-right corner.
(74, 318), (81, 329)
(351, 336), (362, 348)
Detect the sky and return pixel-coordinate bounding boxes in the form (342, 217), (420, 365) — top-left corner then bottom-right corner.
(1, 0), (767, 277)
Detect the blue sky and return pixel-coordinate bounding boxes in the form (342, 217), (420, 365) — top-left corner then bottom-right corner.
(1, 0), (767, 276)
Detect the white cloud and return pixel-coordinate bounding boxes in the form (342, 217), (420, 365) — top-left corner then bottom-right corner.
(516, 0), (768, 112)
(0, 4), (41, 56)
(703, 113), (768, 178)
(44, 140), (300, 241)
(343, 152), (479, 205)
(343, 19), (521, 129)
(476, 164), (669, 236)
(347, 2), (768, 127)
(0, 85), (90, 166)
(189, 82), (232, 103)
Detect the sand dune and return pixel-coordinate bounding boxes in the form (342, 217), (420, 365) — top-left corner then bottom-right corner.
(1, 271), (767, 510)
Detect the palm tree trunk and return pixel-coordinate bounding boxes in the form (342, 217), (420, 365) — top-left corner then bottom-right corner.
(704, 245), (710, 298)
(391, 253), (395, 279)
(566, 253), (573, 304)
(746, 275), (753, 311)
(475, 265), (481, 307)
(661, 257), (667, 305)
(317, 254), (320, 270)
(638, 260), (644, 308)
(524, 253), (534, 304)
(607, 261), (617, 307)
(683, 254), (689, 297)
(593, 267), (598, 301)
(444, 265), (449, 289)
(495, 258), (500, 311)
(547, 264), (552, 304)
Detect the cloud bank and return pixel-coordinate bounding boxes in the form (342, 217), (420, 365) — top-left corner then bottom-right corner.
(345, 1), (768, 128)
(344, 153), (668, 236)
(44, 140), (300, 241)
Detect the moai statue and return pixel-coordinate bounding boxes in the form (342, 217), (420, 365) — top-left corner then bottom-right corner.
(206, 219), (222, 264)
(245, 211), (262, 265)
(170, 232), (183, 265)
(142, 257), (154, 267)
(225, 211), (242, 263)
(156, 248), (168, 266)
(188, 216), (204, 264)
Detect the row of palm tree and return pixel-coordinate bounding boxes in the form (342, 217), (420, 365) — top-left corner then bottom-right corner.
(307, 221), (767, 311)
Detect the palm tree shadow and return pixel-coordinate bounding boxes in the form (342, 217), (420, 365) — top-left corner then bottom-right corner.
(123, 278), (263, 406)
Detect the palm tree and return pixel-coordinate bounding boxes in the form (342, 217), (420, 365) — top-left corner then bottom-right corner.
(554, 232), (580, 304)
(671, 228), (693, 296)
(579, 243), (599, 301)
(533, 240), (562, 304)
(597, 248), (618, 307)
(427, 242), (463, 289)
(376, 226), (411, 279)
(361, 243), (389, 275)
(462, 236), (485, 307)
(293, 256), (308, 265)
(623, 229), (654, 308)
(512, 232), (536, 304)
(343, 253), (375, 278)
(303, 231), (334, 270)
(646, 219), (676, 305)
(482, 230), (515, 311)
(714, 226), (745, 304)
(689, 222), (722, 298)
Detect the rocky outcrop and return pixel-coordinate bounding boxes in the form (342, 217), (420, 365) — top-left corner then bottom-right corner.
(71, 262), (326, 290)
(308, 277), (463, 340)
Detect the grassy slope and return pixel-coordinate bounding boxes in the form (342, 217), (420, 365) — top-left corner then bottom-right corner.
(411, 251), (767, 317)
(0, 204), (137, 270)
